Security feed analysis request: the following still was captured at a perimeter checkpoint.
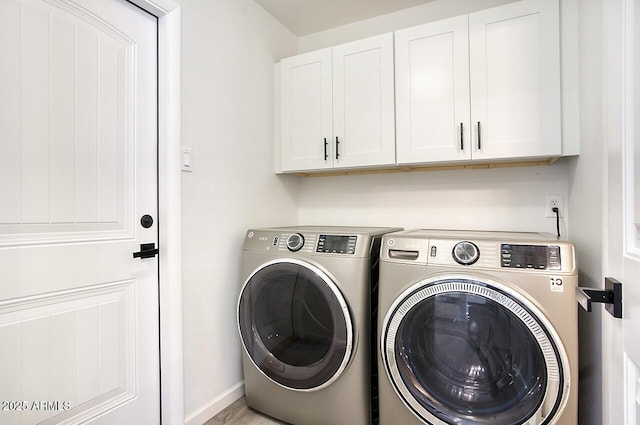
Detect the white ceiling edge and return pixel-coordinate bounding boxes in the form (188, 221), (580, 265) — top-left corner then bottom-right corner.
(253, 0), (438, 36)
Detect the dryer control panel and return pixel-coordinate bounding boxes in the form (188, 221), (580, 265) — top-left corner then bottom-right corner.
(242, 227), (404, 258)
(316, 235), (357, 254)
(278, 232), (357, 254)
(501, 244), (561, 270)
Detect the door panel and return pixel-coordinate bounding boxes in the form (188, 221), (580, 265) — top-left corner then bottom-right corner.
(0, 0), (159, 423)
(0, 282), (135, 424)
(603, 0), (640, 423)
(621, 0), (640, 421)
(623, 0), (640, 368)
(0, 0), (136, 245)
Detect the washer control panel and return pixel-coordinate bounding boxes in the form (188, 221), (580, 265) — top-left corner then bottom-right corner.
(501, 244), (561, 270)
(381, 231), (575, 273)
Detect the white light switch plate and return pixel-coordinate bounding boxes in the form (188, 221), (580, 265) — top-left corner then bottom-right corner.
(181, 147), (193, 172)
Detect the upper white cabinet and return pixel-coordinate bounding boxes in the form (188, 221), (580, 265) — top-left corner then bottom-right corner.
(470, 0), (561, 160)
(280, 33), (395, 172)
(395, 15), (471, 163)
(395, 0), (561, 165)
(280, 48), (333, 172)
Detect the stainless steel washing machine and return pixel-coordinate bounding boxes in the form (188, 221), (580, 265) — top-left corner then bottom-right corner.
(378, 230), (578, 425)
(238, 226), (401, 425)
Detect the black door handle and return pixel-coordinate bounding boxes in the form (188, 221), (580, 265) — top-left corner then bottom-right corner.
(576, 277), (622, 319)
(133, 243), (159, 259)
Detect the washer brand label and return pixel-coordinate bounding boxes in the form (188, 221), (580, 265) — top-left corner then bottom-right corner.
(549, 277), (564, 292)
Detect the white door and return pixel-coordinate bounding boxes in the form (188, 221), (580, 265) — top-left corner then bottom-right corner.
(469, 0), (561, 160)
(603, 0), (640, 423)
(332, 33), (395, 169)
(280, 48), (333, 172)
(395, 16), (471, 164)
(0, 0), (159, 424)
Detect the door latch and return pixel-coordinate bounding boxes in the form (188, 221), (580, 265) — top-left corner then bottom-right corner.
(133, 243), (159, 259)
(576, 277), (622, 319)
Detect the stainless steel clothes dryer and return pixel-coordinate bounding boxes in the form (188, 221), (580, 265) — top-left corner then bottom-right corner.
(238, 226), (401, 425)
(377, 230), (578, 425)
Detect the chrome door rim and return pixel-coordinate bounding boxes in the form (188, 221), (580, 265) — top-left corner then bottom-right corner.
(381, 274), (570, 425)
(237, 258), (354, 392)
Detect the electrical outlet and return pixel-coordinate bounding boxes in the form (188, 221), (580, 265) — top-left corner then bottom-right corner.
(545, 195), (564, 218)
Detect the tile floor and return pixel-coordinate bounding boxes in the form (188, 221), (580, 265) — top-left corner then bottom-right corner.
(204, 397), (289, 425)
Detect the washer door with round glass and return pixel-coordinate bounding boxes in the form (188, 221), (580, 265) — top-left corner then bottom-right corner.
(382, 276), (569, 425)
(238, 259), (353, 391)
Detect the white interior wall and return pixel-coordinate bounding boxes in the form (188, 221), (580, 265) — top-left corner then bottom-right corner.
(296, 165), (569, 234)
(179, 1), (298, 423)
(566, 0), (604, 423)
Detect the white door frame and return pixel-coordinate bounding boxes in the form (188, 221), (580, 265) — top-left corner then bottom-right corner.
(126, 1), (183, 424)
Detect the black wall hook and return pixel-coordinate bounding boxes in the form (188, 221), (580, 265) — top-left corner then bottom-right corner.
(576, 277), (622, 319)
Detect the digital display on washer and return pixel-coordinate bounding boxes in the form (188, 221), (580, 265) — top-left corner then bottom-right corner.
(501, 244), (558, 269)
(317, 235), (357, 254)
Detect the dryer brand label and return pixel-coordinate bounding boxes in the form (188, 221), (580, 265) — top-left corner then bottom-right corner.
(549, 277), (564, 292)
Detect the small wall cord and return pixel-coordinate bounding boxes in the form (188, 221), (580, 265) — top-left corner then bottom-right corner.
(552, 207), (560, 239)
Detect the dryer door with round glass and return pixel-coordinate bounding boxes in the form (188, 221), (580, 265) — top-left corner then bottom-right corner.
(238, 259), (353, 391)
(382, 277), (570, 425)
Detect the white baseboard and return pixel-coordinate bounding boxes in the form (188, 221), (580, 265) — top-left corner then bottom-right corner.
(184, 381), (245, 425)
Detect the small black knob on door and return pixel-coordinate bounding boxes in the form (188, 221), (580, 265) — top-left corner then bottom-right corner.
(140, 214), (154, 228)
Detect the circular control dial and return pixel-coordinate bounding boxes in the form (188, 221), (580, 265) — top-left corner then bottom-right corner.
(452, 241), (480, 265)
(286, 233), (305, 252)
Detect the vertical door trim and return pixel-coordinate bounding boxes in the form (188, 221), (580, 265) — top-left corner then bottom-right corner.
(127, 1), (184, 424)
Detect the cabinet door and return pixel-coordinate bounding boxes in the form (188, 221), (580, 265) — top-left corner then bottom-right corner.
(469, 0), (561, 160)
(332, 33), (396, 168)
(395, 16), (471, 164)
(280, 48), (333, 172)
